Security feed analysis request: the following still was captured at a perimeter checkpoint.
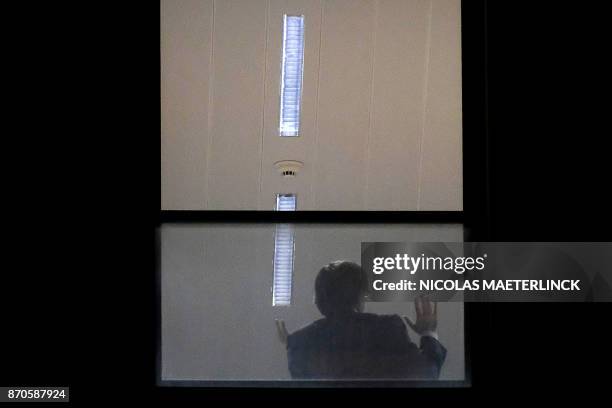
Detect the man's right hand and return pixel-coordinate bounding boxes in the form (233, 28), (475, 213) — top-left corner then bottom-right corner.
(403, 296), (438, 336)
(275, 319), (288, 345)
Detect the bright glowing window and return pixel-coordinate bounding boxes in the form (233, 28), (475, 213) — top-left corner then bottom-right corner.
(275, 193), (297, 211)
(279, 15), (305, 137)
(272, 194), (296, 306)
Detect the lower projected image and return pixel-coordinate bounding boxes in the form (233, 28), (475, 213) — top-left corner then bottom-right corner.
(160, 223), (467, 385)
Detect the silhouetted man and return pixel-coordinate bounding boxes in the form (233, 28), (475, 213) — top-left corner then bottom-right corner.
(276, 261), (446, 380)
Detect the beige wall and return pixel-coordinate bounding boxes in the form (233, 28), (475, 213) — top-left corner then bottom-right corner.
(161, 0), (462, 210)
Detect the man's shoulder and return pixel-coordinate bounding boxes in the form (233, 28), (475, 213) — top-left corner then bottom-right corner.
(355, 312), (406, 329)
(288, 313), (406, 345)
(287, 318), (327, 348)
(356, 312), (403, 323)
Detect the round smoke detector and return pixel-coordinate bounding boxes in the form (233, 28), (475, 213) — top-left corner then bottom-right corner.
(274, 160), (303, 178)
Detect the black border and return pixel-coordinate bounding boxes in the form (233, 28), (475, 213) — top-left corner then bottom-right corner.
(155, 0), (488, 390)
(159, 211), (464, 224)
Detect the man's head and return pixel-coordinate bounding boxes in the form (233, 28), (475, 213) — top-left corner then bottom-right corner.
(314, 261), (368, 318)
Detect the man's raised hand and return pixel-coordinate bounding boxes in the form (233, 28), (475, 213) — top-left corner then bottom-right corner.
(403, 296), (438, 335)
(275, 319), (288, 345)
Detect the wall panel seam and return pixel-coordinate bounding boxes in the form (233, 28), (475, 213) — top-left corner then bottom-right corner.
(204, 0), (216, 210)
(257, 0), (271, 210)
(311, 0), (324, 210)
(364, 0), (378, 211)
(416, 0), (434, 211)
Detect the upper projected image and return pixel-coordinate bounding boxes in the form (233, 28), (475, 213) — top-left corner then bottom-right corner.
(161, 0), (462, 210)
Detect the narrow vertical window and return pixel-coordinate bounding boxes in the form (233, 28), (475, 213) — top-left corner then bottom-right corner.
(275, 193), (297, 211)
(272, 194), (296, 306)
(279, 15), (305, 137)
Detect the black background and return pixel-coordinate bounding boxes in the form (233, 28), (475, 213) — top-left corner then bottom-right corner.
(2, 0), (611, 404)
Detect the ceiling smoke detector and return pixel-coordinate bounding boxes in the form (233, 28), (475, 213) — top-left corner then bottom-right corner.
(274, 160), (303, 178)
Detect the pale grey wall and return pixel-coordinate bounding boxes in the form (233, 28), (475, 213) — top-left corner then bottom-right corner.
(161, 223), (465, 381)
(161, 0), (462, 210)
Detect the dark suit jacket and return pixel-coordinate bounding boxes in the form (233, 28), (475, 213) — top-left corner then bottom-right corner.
(286, 313), (446, 380)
